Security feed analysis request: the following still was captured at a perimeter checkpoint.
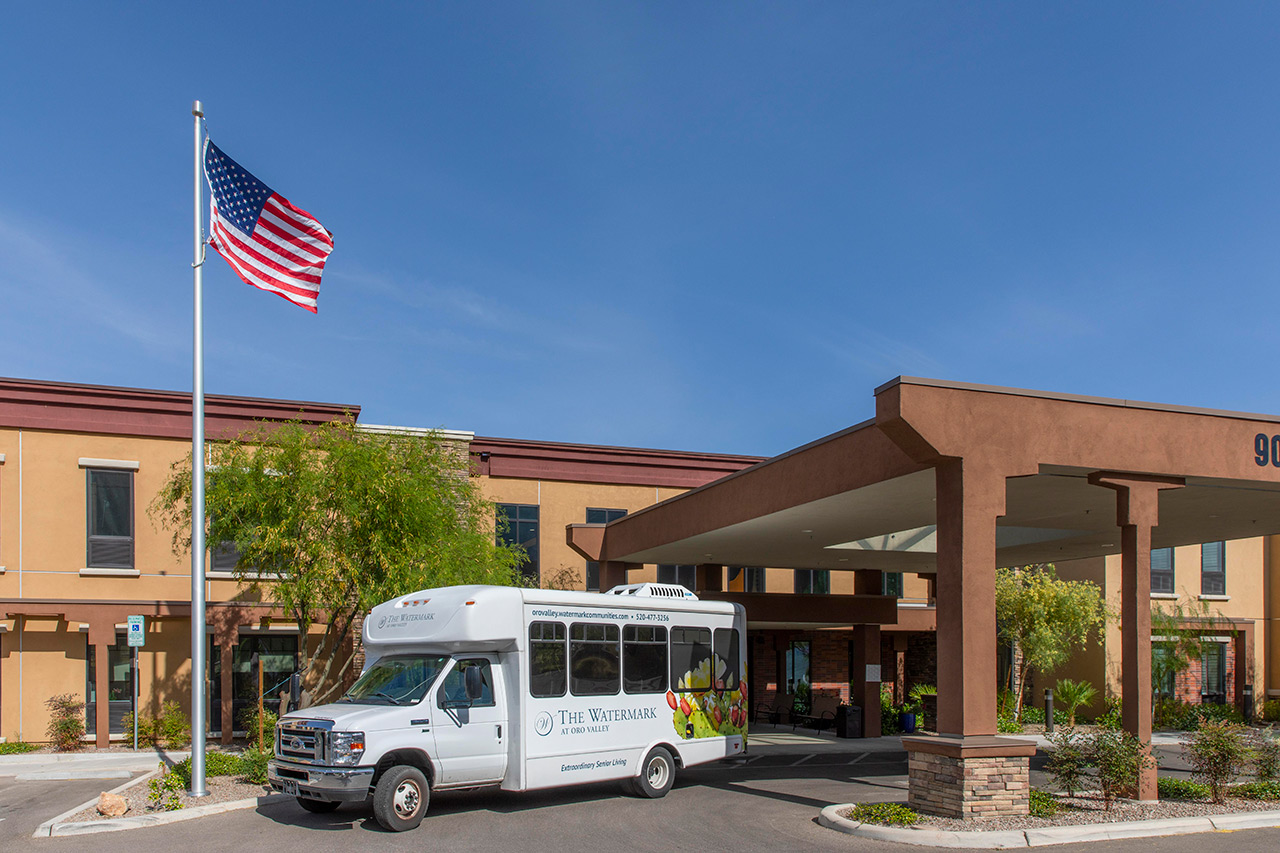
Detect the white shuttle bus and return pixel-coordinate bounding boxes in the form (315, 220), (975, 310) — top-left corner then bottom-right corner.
(268, 583), (748, 831)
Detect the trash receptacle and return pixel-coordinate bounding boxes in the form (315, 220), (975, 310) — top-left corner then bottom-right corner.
(836, 704), (862, 738)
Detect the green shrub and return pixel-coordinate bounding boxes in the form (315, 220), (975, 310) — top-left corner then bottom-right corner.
(1248, 729), (1280, 781)
(997, 711), (1023, 733)
(849, 802), (919, 826)
(0, 741), (38, 755)
(1175, 703), (1244, 732)
(1089, 729), (1150, 809)
(240, 746), (270, 785)
(1157, 776), (1210, 800)
(45, 694), (85, 751)
(1262, 699), (1280, 723)
(1054, 679), (1097, 727)
(169, 750), (244, 787)
(1096, 696), (1122, 731)
(238, 705), (279, 750)
(1184, 720), (1251, 803)
(1231, 780), (1280, 800)
(1022, 705), (1046, 725)
(1028, 789), (1059, 817)
(121, 711), (159, 746)
(157, 701), (190, 748)
(1045, 728), (1089, 797)
(880, 685), (901, 735)
(147, 763), (186, 811)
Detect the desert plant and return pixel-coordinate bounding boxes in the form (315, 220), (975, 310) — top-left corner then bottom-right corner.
(1028, 789), (1059, 817)
(1096, 696), (1122, 731)
(0, 741), (38, 755)
(1053, 679), (1098, 727)
(1021, 704), (1046, 725)
(147, 763), (186, 811)
(1045, 728), (1089, 797)
(1262, 698), (1280, 722)
(1157, 776), (1210, 800)
(1249, 729), (1280, 781)
(1231, 780), (1280, 800)
(121, 711), (159, 747)
(1175, 703), (1244, 732)
(848, 802), (919, 826)
(239, 705), (279, 750)
(45, 694), (85, 751)
(1089, 729), (1150, 809)
(997, 710), (1023, 733)
(157, 701), (190, 748)
(1184, 720), (1252, 803)
(240, 746), (270, 785)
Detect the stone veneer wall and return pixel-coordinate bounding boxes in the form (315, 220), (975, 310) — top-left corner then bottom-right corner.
(907, 752), (1030, 819)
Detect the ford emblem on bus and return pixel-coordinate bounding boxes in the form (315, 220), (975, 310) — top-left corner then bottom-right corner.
(290, 737), (304, 750)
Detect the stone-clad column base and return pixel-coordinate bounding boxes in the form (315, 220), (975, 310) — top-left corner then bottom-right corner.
(904, 735), (1037, 819)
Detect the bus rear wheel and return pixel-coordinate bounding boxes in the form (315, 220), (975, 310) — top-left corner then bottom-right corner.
(633, 747), (675, 798)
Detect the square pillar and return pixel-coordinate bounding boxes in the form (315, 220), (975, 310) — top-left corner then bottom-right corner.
(1089, 471), (1184, 802)
(695, 564), (723, 593)
(904, 457), (1036, 818)
(849, 624), (882, 738)
(219, 633), (235, 745)
(94, 640), (111, 748)
(599, 561), (629, 591)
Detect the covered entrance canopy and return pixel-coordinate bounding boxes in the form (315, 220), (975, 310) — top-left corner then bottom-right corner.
(569, 377), (1280, 815)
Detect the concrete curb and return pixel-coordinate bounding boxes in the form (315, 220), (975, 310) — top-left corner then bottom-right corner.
(817, 804), (1280, 848)
(40, 794), (290, 837)
(33, 767), (160, 838)
(0, 749), (190, 768)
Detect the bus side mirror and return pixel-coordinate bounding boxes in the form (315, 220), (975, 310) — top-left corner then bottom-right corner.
(464, 666), (483, 701)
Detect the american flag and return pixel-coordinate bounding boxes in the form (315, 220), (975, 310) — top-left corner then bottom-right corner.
(203, 139), (334, 313)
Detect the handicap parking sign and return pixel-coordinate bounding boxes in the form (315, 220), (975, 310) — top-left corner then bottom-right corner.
(127, 615), (145, 647)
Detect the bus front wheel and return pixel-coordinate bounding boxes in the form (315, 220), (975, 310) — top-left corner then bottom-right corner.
(373, 765), (429, 831)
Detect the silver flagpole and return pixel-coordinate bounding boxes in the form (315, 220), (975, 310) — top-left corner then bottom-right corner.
(190, 99), (208, 798)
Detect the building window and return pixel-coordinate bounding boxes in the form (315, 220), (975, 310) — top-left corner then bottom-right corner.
(794, 569), (830, 595)
(584, 508), (626, 591)
(1201, 541), (1225, 596)
(1151, 547), (1174, 595)
(882, 572), (904, 597)
(728, 566), (766, 593)
(87, 469), (133, 568)
(1201, 642), (1227, 704)
(86, 634), (133, 735)
(657, 564), (696, 591)
(209, 633), (298, 734)
(1152, 643), (1176, 699)
(497, 504), (539, 585)
(784, 639), (810, 697)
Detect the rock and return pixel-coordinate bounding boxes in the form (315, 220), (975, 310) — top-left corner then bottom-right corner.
(97, 791), (128, 817)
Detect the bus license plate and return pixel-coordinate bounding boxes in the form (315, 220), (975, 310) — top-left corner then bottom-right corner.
(283, 780), (298, 796)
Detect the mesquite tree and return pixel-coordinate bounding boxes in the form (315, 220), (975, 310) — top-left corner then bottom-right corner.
(152, 419), (525, 703)
(995, 564), (1106, 717)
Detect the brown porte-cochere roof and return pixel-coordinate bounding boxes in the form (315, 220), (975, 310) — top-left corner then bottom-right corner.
(571, 377), (1280, 572)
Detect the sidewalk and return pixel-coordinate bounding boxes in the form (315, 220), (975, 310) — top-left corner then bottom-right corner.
(0, 748), (190, 780)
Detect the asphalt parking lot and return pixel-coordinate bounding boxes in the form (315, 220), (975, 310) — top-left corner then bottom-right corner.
(2, 733), (1279, 853)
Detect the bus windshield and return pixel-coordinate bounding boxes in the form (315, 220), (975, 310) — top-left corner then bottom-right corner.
(339, 654), (449, 706)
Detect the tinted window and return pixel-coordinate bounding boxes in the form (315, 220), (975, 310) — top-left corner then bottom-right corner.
(713, 628), (740, 691)
(670, 626), (712, 692)
(570, 623), (620, 696)
(529, 621), (566, 698)
(623, 625), (667, 694)
(437, 659), (496, 708)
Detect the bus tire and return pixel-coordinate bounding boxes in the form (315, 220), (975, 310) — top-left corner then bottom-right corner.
(296, 797), (340, 814)
(634, 747), (675, 798)
(373, 765), (429, 831)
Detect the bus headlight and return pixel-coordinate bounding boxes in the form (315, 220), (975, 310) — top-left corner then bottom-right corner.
(329, 732), (366, 766)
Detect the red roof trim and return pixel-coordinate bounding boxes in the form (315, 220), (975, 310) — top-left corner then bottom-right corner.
(0, 376), (358, 440)
(471, 435), (765, 488)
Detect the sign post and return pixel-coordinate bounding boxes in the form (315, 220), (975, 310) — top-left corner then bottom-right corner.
(127, 616), (145, 751)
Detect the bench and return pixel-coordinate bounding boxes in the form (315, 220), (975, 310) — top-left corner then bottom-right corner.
(753, 693), (794, 725)
(790, 694), (841, 732)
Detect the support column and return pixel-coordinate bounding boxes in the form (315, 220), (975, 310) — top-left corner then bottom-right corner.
(849, 624), (882, 738)
(853, 570), (883, 596)
(1089, 471), (1184, 802)
(219, 632), (235, 745)
(904, 457), (1036, 819)
(93, 637), (112, 749)
(894, 633), (909, 705)
(599, 561), (629, 591)
(695, 564), (723, 593)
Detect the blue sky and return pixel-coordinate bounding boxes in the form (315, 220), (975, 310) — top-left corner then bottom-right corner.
(3, 3), (1279, 456)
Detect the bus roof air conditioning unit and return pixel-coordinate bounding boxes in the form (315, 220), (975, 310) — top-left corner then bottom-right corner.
(604, 583), (698, 600)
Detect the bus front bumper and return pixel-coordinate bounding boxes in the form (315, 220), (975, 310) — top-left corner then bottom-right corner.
(268, 759), (374, 803)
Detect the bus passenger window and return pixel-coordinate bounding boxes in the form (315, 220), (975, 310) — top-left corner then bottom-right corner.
(529, 621), (566, 698)
(622, 625), (667, 694)
(713, 628), (739, 691)
(670, 627), (712, 692)
(569, 623), (620, 696)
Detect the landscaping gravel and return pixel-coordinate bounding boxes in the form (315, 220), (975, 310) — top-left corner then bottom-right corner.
(65, 774), (273, 823)
(841, 793), (1280, 833)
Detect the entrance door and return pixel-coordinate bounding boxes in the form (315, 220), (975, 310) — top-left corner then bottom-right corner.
(430, 657), (507, 785)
